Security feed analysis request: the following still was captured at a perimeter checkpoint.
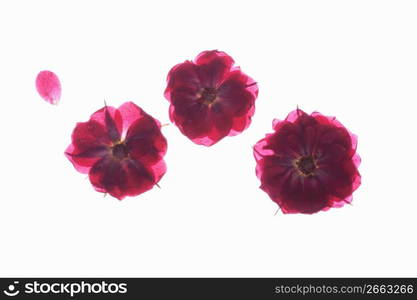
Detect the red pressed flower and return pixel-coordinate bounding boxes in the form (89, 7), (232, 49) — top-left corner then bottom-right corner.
(164, 50), (259, 146)
(65, 102), (167, 200)
(254, 109), (361, 214)
(36, 70), (61, 105)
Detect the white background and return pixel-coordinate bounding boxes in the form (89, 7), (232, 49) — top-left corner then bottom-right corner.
(0, 0), (416, 277)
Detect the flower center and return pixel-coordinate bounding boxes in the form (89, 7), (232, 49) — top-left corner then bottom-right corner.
(112, 143), (129, 160)
(295, 156), (316, 176)
(200, 87), (218, 104)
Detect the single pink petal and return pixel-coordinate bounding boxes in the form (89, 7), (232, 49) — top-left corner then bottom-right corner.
(35, 70), (61, 105)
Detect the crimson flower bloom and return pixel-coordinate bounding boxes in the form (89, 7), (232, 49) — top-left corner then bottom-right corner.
(65, 102), (167, 200)
(254, 109), (361, 214)
(164, 50), (259, 146)
(36, 70), (61, 105)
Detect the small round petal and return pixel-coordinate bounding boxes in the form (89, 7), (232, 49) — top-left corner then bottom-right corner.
(312, 112), (357, 164)
(229, 104), (256, 136)
(65, 120), (112, 174)
(256, 156), (293, 196)
(90, 106), (123, 143)
(316, 160), (361, 201)
(164, 61), (200, 97)
(65, 145), (110, 174)
(165, 50), (259, 146)
(254, 108), (361, 214)
(217, 70), (258, 117)
(169, 99), (212, 140)
(35, 70), (62, 105)
(89, 157), (156, 200)
(126, 113), (168, 166)
(194, 50), (235, 87)
(279, 175), (329, 214)
(117, 101), (159, 136)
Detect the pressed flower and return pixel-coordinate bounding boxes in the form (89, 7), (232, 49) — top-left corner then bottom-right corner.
(164, 50), (259, 146)
(254, 109), (361, 214)
(65, 102), (167, 200)
(35, 70), (61, 104)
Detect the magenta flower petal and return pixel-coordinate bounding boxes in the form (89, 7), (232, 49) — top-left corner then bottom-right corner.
(254, 108), (361, 214)
(126, 117), (168, 166)
(194, 50), (235, 86)
(35, 70), (61, 105)
(165, 50), (259, 146)
(65, 102), (167, 200)
(89, 157), (156, 200)
(65, 120), (112, 174)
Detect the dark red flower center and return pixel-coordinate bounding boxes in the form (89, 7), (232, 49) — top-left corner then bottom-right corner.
(112, 142), (129, 160)
(200, 87), (218, 104)
(295, 156), (317, 176)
